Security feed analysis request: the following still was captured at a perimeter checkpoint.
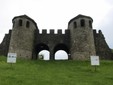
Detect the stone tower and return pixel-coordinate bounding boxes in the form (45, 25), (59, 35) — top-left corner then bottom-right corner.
(8, 15), (37, 59)
(68, 14), (96, 60)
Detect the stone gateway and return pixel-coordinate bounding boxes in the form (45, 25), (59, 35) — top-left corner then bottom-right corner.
(0, 14), (112, 60)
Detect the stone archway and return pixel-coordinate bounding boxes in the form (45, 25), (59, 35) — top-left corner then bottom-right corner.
(39, 50), (50, 60)
(34, 43), (50, 59)
(54, 44), (70, 60)
(55, 50), (68, 60)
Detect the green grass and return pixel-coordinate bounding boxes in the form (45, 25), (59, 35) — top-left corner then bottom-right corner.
(0, 56), (113, 85)
(112, 49), (113, 53)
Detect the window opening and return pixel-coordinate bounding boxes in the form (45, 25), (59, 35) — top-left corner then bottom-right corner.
(19, 19), (22, 26)
(80, 19), (85, 27)
(26, 21), (30, 28)
(74, 21), (77, 28)
(13, 21), (15, 28)
(89, 20), (92, 28)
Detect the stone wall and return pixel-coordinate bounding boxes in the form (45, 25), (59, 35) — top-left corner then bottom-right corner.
(0, 30), (12, 56)
(32, 29), (70, 60)
(93, 30), (113, 59)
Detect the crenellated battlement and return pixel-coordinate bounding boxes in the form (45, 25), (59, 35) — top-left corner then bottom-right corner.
(37, 29), (70, 35)
(93, 29), (104, 38)
(93, 29), (103, 34)
(42, 29), (47, 34)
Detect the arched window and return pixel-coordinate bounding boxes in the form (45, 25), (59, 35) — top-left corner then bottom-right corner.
(89, 20), (92, 28)
(19, 19), (22, 26)
(73, 21), (77, 28)
(13, 21), (15, 28)
(26, 21), (30, 28)
(80, 19), (85, 27)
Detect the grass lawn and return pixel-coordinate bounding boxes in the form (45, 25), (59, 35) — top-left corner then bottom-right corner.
(0, 56), (113, 85)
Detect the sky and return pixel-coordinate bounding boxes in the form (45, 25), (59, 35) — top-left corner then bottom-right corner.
(0, 0), (113, 50)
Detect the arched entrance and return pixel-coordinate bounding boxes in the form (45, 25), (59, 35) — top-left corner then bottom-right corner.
(39, 50), (50, 60)
(54, 44), (70, 60)
(55, 50), (68, 60)
(35, 43), (50, 60)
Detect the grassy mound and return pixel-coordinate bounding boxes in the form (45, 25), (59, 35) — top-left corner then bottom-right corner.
(0, 56), (113, 85)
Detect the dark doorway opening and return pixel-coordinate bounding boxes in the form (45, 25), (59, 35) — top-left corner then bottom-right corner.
(54, 44), (70, 60)
(35, 43), (50, 60)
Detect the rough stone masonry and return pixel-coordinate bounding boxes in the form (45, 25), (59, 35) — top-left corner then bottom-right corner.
(0, 14), (112, 60)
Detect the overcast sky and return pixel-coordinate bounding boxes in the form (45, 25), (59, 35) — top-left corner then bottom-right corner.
(0, 0), (113, 49)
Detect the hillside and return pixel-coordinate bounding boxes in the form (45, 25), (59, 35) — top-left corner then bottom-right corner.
(0, 56), (113, 85)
